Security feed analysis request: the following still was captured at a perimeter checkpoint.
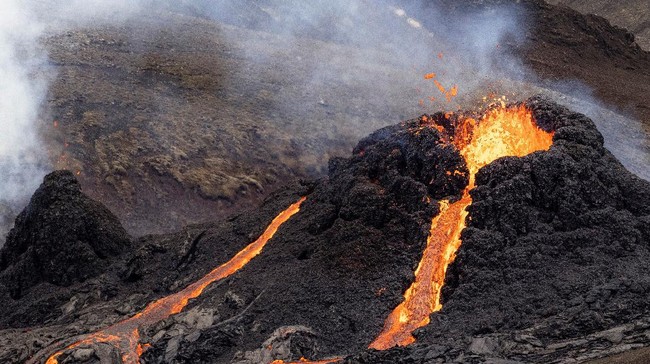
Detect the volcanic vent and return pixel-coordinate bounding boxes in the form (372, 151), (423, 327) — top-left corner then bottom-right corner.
(1, 97), (649, 364)
(369, 103), (554, 350)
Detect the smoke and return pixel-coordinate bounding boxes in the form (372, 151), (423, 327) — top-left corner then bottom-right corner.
(210, 0), (646, 181)
(0, 1), (151, 243)
(0, 0), (49, 239)
(180, 0), (534, 148)
(195, 0), (530, 102)
(0, 0), (538, 242)
(33, 0), (148, 30)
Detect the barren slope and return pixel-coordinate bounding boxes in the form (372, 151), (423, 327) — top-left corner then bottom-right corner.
(547, 0), (650, 50)
(41, 9), (430, 236)
(23, 0), (650, 240)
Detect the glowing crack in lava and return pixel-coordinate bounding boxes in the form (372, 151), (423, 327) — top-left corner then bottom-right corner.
(369, 104), (554, 350)
(43, 197), (307, 364)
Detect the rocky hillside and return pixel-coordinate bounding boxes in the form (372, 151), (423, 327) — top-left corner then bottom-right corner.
(547, 0), (650, 50)
(9, 0), (645, 241)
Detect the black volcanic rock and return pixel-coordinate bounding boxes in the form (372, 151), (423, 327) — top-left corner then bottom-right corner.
(345, 97), (650, 363)
(0, 170), (131, 299)
(436, 97), (650, 338)
(351, 119), (469, 200)
(138, 117), (469, 363)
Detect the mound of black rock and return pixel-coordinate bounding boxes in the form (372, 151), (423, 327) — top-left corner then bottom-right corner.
(140, 109), (469, 362)
(345, 97), (650, 363)
(0, 170), (131, 300)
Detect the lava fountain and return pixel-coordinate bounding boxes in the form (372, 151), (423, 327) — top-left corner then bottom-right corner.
(39, 197), (307, 364)
(369, 104), (554, 349)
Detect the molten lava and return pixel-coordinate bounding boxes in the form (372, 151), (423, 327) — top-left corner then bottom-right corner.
(370, 105), (553, 350)
(271, 358), (341, 364)
(456, 105), (554, 189)
(42, 197), (306, 364)
(424, 72), (458, 103)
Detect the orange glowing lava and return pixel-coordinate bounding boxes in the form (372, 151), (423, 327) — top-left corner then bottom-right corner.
(369, 105), (553, 350)
(432, 79), (458, 103)
(424, 72), (458, 103)
(457, 105), (554, 189)
(271, 358), (341, 364)
(42, 197), (306, 364)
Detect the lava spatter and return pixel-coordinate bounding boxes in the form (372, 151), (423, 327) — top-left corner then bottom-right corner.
(41, 197), (306, 364)
(370, 104), (554, 350)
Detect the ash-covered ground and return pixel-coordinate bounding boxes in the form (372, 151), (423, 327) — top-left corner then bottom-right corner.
(0, 97), (649, 364)
(546, 0), (650, 50)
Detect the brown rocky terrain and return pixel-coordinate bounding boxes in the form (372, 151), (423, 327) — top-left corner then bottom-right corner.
(19, 0), (647, 239)
(547, 0), (650, 50)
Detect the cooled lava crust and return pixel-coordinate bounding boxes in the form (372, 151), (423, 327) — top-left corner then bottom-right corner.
(0, 171), (131, 300)
(0, 97), (649, 363)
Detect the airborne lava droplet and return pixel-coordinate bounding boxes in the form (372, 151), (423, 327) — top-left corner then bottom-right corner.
(43, 197), (306, 364)
(370, 105), (553, 350)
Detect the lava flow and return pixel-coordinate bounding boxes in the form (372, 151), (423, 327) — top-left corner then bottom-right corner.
(41, 197), (306, 364)
(369, 104), (554, 350)
(271, 358), (341, 364)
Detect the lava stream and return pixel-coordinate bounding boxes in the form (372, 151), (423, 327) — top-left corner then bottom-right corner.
(42, 197), (307, 364)
(370, 105), (554, 350)
(369, 195), (470, 349)
(271, 358), (341, 364)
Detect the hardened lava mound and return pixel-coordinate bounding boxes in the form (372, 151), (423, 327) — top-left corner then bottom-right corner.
(0, 170), (131, 305)
(347, 97), (650, 363)
(0, 97), (649, 364)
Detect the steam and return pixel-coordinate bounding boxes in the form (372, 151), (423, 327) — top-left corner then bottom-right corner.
(0, 0), (149, 243)
(0, 0), (529, 242)
(0, 0), (48, 239)
(198, 0), (530, 103)
(184, 0), (535, 151)
(34, 0), (147, 30)
(218, 0), (646, 180)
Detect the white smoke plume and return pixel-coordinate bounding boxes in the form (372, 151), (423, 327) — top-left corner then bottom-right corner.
(190, 0), (648, 179)
(0, 0), (48, 236)
(0, 0), (149, 242)
(195, 0), (530, 103)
